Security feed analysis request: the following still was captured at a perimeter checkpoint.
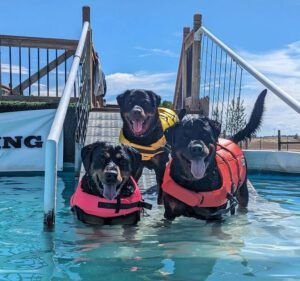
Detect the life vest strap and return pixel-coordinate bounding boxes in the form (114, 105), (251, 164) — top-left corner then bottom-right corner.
(98, 200), (152, 210)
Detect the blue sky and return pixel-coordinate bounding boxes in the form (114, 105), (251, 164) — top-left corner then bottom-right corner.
(1, 0), (300, 135)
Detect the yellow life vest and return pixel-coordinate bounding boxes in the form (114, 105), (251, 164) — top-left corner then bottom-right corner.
(119, 107), (179, 161)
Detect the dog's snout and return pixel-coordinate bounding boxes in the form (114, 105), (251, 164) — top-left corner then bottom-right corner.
(132, 106), (143, 116)
(104, 171), (117, 183)
(104, 162), (118, 183)
(189, 144), (203, 156)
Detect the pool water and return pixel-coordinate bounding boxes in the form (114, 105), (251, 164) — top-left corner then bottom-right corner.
(1, 172), (300, 281)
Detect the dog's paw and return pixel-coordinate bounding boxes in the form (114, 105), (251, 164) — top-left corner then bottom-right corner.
(163, 212), (176, 221)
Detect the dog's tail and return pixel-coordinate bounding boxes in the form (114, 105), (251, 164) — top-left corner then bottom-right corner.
(231, 89), (267, 144)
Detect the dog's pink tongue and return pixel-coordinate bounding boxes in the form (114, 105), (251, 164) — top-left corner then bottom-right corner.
(103, 184), (117, 200)
(132, 121), (143, 135)
(191, 159), (206, 179)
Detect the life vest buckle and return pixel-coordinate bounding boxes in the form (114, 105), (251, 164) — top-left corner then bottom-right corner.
(226, 193), (238, 215)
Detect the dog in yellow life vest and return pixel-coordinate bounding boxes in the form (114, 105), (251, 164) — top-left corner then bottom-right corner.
(117, 89), (179, 204)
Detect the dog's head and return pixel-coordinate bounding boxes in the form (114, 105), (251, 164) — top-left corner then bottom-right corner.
(117, 89), (161, 137)
(81, 142), (141, 200)
(165, 114), (221, 180)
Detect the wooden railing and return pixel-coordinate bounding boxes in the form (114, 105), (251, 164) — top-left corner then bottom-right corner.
(0, 6), (105, 109)
(174, 14), (206, 113)
(0, 35), (77, 97)
(174, 13), (300, 139)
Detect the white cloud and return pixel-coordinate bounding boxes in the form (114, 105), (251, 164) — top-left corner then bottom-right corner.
(135, 46), (178, 58)
(239, 42), (300, 100)
(1, 64), (28, 74)
(237, 42), (300, 135)
(105, 72), (176, 103)
(105, 41), (300, 136)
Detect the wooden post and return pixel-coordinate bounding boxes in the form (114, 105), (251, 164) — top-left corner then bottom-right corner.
(82, 6), (94, 109)
(191, 14), (202, 111)
(260, 137), (262, 150)
(181, 27), (190, 110)
(82, 6), (90, 24)
(278, 130), (281, 151)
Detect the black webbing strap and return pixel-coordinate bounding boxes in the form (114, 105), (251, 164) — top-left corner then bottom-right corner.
(139, 201), (152, 210)
(98, 200), (152, 211)
(197, 193), (238, 219)
(115, 196), (121, 213)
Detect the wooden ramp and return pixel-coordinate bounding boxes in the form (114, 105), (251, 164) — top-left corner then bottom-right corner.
(81, 111), (157, 191)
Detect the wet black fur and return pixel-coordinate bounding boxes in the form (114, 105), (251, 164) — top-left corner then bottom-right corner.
(72, 142), (142, 225)
(117, 89), (169, 204)
(163, 90), (267, 221)
(80, 142), (141, 197)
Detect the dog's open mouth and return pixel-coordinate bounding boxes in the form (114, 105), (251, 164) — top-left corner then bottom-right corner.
(181, 154), (208, 180)
(93, 174), (120, 200)
(103, 184), (118, 200)
(129, 117), (150, 136)
(190, 159), (207, 179)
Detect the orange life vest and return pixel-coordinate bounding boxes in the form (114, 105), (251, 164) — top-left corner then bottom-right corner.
(71, 177), (151, 221)
(161, 139), (246, 208)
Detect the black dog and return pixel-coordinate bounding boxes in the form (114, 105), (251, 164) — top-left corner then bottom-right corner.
(117, 89), (178, 204)
(73, 142), (142, 225)
(162, 90), (267, 221)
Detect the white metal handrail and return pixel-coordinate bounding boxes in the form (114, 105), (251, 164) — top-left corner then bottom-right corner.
(194, 26), (300, 114)
(43, 21), (90, 227)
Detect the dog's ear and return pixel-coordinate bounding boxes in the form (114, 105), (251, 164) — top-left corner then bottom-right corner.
(178, 109), (186, 120)
(116, 90), (131, 107)
(146, 90), (161, 107)
(165, 124), (179, 147)
(81, 142), (105, 173)
(207, 119), (221, 140)
(122, 145), (142, 179)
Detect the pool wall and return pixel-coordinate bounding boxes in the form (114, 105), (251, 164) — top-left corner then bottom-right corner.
(244, 150), (300, 174)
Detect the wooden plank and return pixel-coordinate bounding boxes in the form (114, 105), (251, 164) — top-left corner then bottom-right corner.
(82, 6), (91, 24)
(12, 50), (74, 95)
(173, 42), (184, 109)
(92, 107), (120, 112)
(191, 14), (202, 111)
(184, 31), (194, 51)
(181, 28), (190, 110)
(0, 35), (78, 50)
(0, 95), (78, 103)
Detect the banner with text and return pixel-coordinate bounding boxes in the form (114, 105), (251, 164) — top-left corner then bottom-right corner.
(0, 109), (63, 172)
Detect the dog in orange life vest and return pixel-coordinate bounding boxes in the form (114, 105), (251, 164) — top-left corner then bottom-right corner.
(161, 90), (267, 221)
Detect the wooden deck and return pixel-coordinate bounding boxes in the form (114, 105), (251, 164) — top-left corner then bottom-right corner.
(81, 111), (157, 191)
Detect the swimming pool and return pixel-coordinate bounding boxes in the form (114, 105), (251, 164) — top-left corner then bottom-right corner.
(1, 172), (300, 280)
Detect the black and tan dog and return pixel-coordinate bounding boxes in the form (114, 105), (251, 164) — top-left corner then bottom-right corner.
(72, 142), (143, 225)
(162, 90), (267, 221)
(117, 89), (178, 204)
